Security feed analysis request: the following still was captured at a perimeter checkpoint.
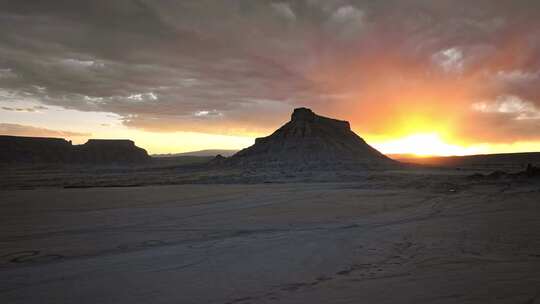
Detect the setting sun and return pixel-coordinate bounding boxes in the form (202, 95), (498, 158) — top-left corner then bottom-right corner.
(370, 133), (481, 157)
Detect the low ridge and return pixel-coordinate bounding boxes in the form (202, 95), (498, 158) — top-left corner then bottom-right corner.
(228, 107), (394, 168)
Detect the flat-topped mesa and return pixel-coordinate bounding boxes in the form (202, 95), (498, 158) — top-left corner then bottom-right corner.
(229, 107), (394, 168)
(74, 139), (149, 163)
(0, 135), (72, 163)
(0, 135), (150, 164)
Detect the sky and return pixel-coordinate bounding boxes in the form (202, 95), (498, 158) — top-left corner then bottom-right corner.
(1, 0), (540, 156)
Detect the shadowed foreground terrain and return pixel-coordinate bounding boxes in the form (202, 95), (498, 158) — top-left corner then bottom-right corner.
(1, 170), (540, 303)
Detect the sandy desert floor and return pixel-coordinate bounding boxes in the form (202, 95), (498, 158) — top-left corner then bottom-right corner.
(1, 173), (540, 303)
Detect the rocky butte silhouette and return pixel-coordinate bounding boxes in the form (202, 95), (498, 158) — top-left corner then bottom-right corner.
(0, 136), (150, 164)
(224, 107), (395, 169)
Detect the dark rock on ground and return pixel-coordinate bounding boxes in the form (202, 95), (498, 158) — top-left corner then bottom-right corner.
(525, 164), (540, 178)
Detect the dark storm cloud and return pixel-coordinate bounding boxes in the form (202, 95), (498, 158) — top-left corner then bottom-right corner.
(1, 0), (540, 141)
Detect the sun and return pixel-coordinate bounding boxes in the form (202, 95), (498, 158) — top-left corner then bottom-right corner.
(371, 132), (480, 157)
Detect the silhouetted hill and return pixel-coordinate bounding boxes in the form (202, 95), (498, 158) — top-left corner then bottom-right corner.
(0, 135), (150, 164)
(153, 149), (238, 158)
(226, 108), (394, 168)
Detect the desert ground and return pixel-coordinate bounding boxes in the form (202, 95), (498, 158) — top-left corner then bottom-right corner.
(1, 164), (540, 304)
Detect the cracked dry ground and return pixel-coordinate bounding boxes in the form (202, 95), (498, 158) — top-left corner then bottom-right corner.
(1, 175), (540, 303)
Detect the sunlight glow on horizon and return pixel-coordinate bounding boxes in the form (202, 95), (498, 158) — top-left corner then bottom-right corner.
(367, 133), (540, 157)
(2, 103), (540, 157)
(369, 133), (483, 157)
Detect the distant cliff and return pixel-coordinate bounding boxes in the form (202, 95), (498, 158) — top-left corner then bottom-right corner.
(0, 135), (150, 164)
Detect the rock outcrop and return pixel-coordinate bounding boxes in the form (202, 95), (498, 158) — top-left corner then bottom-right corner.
(72, 139), (150, 163)
(0, 135), (150, 164)
(228, 107), (394, 168)
(0, 136), (73, 163)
